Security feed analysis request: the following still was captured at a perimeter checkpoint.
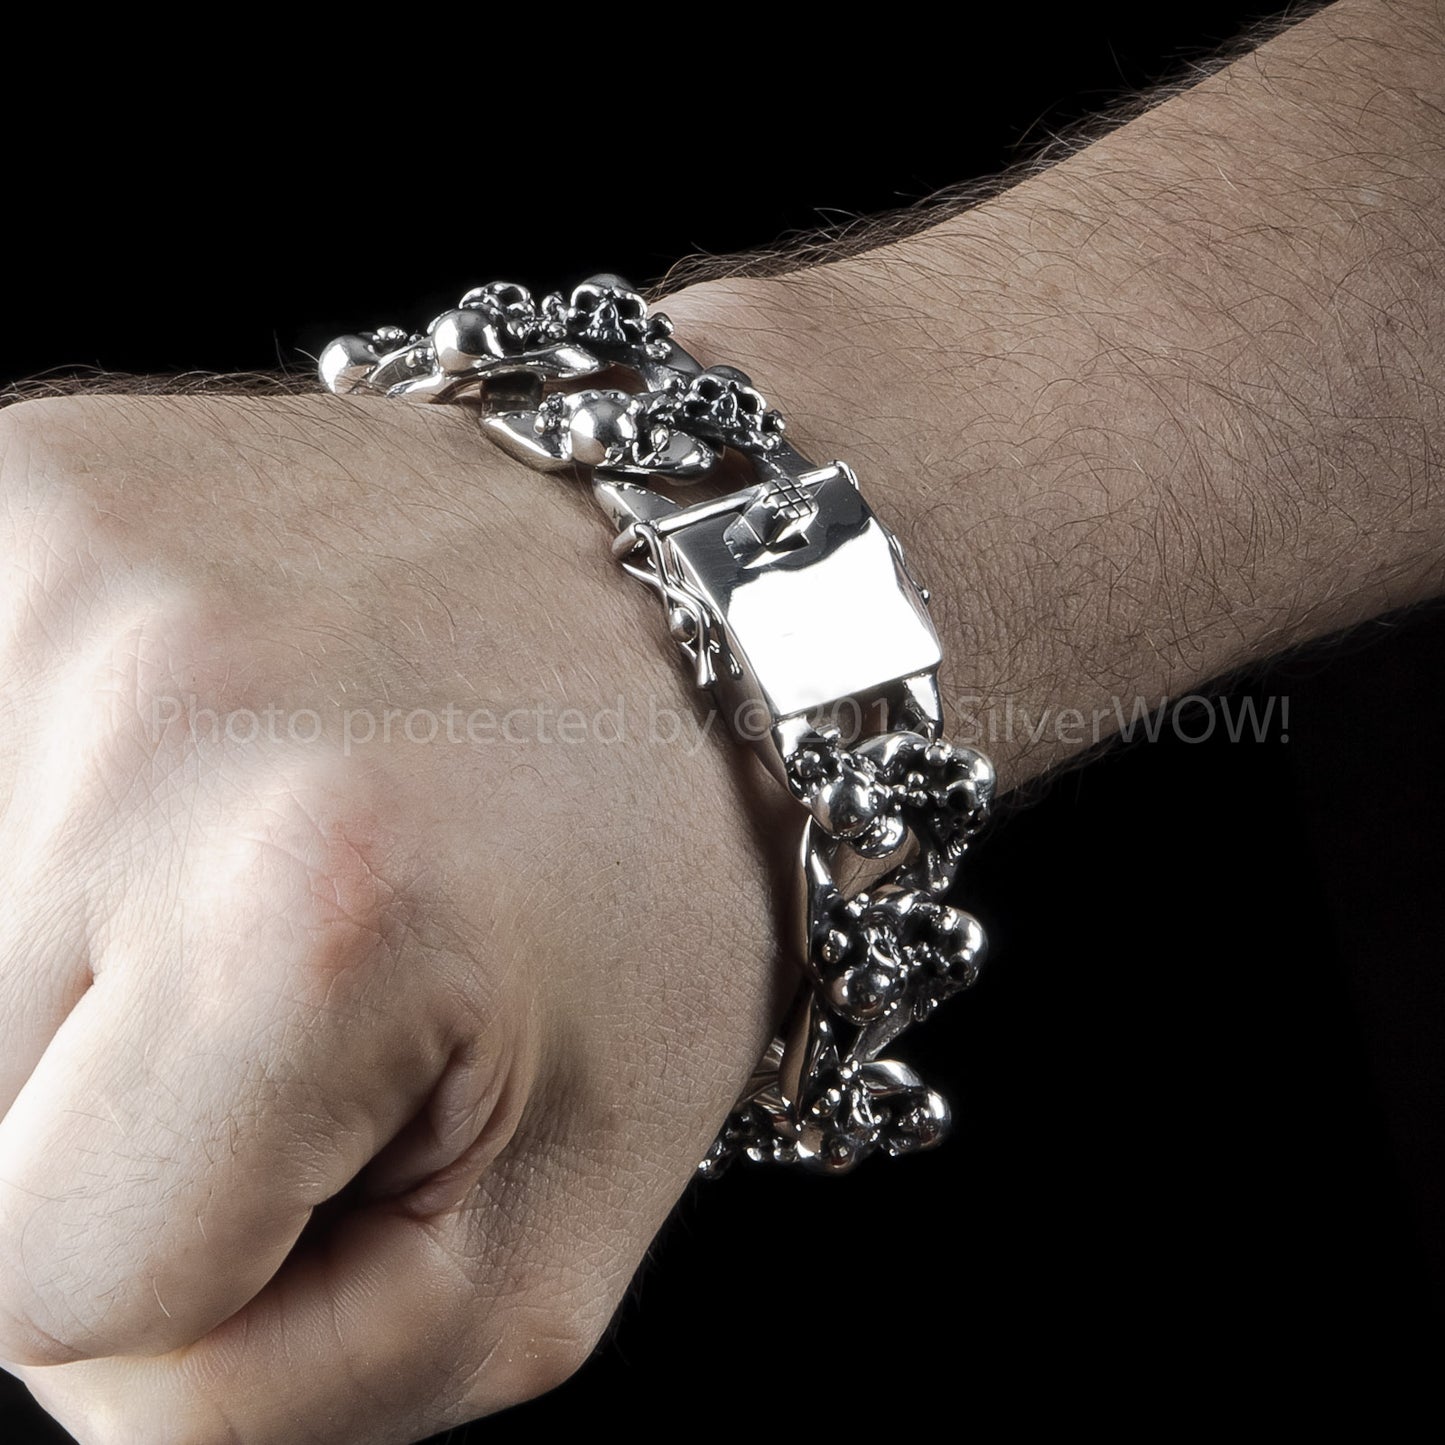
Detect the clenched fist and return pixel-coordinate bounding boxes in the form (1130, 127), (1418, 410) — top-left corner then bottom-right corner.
(8, 2), (1445, 1432)
(0, 388), (793, 1441)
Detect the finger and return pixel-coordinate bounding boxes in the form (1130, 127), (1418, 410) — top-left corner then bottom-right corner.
(10, 1106), (689, 1445)
(11, 1200), (566, 1444)
(0, 513), (167, 1119)
(0, 875), (89, 1118)
(0, 623), (112, 1115)
(0, 770), (520, 1367)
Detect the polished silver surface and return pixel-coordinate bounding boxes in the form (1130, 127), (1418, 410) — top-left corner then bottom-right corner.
(321, 276), (996, 1174)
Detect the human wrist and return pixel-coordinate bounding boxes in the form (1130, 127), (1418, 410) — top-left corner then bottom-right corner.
(658, 264), (1112, 792)
(659, 0), (1445, 791)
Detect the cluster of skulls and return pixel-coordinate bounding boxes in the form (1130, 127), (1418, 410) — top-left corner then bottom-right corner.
(699, 729), (998, 1173)
(417, 275), (672, 372)
(786, 728), (994, 882)
(341, 275), (676, 388)
(810, 880), (986, 1026)
(797, 1054), (952, 1171)
(672, 367), (785, 454)
(788, 727), (993, 1038)
(528, 366), (786, 474)
(702, 1051), (952, 1175)
(335, 275), (788, 476)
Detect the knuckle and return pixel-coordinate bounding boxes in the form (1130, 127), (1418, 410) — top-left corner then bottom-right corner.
(0, 1292), (88, 1369)
(464, 1297), (607, 1412)
(12, 583), (250, 851)
(0, 1211), (195, 1368)
(26, 1374), (245, 1445)
(506, 1312), (600, 1401)
(0, 396), (79, 498)
(225, 755), (411, 993)
(0, 395), (122, 537)
(0, 433), (105, 655)
(70, 590), (223, 779)
(0, 402), (229, 767)
(0, 1191), (71, 1367)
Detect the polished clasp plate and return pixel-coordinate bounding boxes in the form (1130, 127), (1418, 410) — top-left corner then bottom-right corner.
(595, 460), (944, 783)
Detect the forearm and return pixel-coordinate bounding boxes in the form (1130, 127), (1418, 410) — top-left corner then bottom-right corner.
(665, 0), (1445, 789)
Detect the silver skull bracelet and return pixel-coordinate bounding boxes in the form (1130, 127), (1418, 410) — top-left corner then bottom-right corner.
(319, 275), (996, 1175)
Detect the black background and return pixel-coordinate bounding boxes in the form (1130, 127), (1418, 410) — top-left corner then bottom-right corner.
(3, 4), (1442, 1438)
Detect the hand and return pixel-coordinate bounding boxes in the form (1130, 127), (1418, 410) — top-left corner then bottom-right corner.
(0, 389), (795, 1441)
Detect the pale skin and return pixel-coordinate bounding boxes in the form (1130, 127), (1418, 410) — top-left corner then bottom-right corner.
(1, 0), (1441, 1439)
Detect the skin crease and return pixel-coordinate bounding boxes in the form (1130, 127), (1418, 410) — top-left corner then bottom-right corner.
(0, 0), (1441, 1440)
